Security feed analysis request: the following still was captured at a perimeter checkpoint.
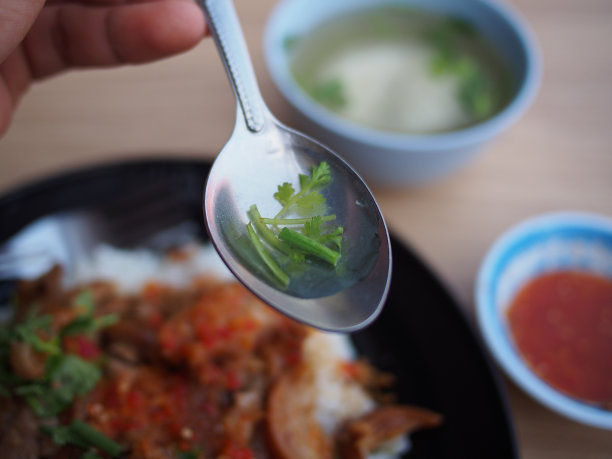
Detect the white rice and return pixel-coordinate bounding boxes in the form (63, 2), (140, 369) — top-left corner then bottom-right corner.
(303, 331), (375, 433)
(72, 243), (409, 458)
(70, 243), (234, 292)
(304, 332), (410, 457)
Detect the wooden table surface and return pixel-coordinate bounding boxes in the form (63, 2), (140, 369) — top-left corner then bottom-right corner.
(1, 0), (611, 457)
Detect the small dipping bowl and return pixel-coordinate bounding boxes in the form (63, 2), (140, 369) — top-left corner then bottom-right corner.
(476, 212), (612, 429)
(264, 0), (541, 187)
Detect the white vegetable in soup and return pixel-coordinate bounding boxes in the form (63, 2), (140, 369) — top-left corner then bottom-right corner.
(288, 7), (513, 134)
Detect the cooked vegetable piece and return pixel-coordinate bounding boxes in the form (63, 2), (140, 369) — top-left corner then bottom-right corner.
(2, 250), (442, 458)
(266, 365), (334, 459)
(41, 420), (123, 456)
(337, 405), (443, 458)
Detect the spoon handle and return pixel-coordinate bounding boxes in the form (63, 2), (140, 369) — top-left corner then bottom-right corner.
(198, 0), (266, 133)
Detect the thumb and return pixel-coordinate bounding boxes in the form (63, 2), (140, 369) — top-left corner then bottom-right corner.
(0, 0), (46, 62)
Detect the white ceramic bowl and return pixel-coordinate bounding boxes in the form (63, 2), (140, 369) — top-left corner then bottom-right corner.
(264, 0), (541, 187)
(476, 212), (612, 429)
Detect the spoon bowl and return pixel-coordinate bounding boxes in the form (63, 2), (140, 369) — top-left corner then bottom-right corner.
(199, 0), (391, 332)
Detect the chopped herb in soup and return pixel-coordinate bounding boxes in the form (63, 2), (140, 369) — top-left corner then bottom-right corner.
(246, 161), (345, 291)
(288, 7), (513, 134)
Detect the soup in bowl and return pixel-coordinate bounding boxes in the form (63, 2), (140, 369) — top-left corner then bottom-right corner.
(264, 0), (540, 186)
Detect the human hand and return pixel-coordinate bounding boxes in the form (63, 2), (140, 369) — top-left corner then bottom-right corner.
(0, 0), (207, 136)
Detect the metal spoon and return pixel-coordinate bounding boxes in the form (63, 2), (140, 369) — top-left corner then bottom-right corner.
(197, 0), (391, 332)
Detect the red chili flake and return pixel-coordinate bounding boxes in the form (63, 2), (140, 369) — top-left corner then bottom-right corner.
(196, 323), (218, 347)
(222, 443), (255, 459)
(201, 401), (216, 415)
(159, 328), (181, 354)
(240, 318), (259, 332)
(63, 335), (100, 360)
(101, 385), (121, 409)
(147, 311), (164, 329)
(126, 389), (146, 411)
(171, 381), (188, 399)
(284, 350), (302, 367)
(225, 371), (241, 391)
(339, 361), (360, 380)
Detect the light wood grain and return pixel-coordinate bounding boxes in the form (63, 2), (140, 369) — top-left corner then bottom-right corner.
(1, 0), (611, 457)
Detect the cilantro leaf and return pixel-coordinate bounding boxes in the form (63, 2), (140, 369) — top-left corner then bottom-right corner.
(275, 162), (333, 218)
(61, 313), (118, 338)
(61, 290), (118, 337)
(19, 354), (101, 417)
(427, 17), (494, 120)
(13, 311), (61, 355)
(303, 216), (323, 239)
(318, 226), (344, 252)
(283, 35), (300, 52)
(309, 161), (332, 186)
(177, 451), (200, 459)
(41, 420), (122, 456)
(0, 290), (114, 417)
(82, 451), (104, 459)
(459, 70), (493, 119)
(273, 182), (295, 207)
(308, 79), (347, 110)
(41, 421), (91, 449)
(304, 217), (344, 252)
(74, 290), (95, 315)
(294, 191), (326, 214)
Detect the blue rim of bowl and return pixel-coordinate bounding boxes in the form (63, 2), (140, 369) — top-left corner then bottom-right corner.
(264, 0), (542, 152)
(475, 211), (612, 430)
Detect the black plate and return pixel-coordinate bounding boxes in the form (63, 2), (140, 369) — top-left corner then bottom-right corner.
(0, 158), (517, 458)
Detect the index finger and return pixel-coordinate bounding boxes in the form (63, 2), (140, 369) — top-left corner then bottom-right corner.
(24, 0), (207, 78)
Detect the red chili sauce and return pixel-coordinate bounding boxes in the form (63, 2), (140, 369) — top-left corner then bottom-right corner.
(507, 271), (612, 407)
